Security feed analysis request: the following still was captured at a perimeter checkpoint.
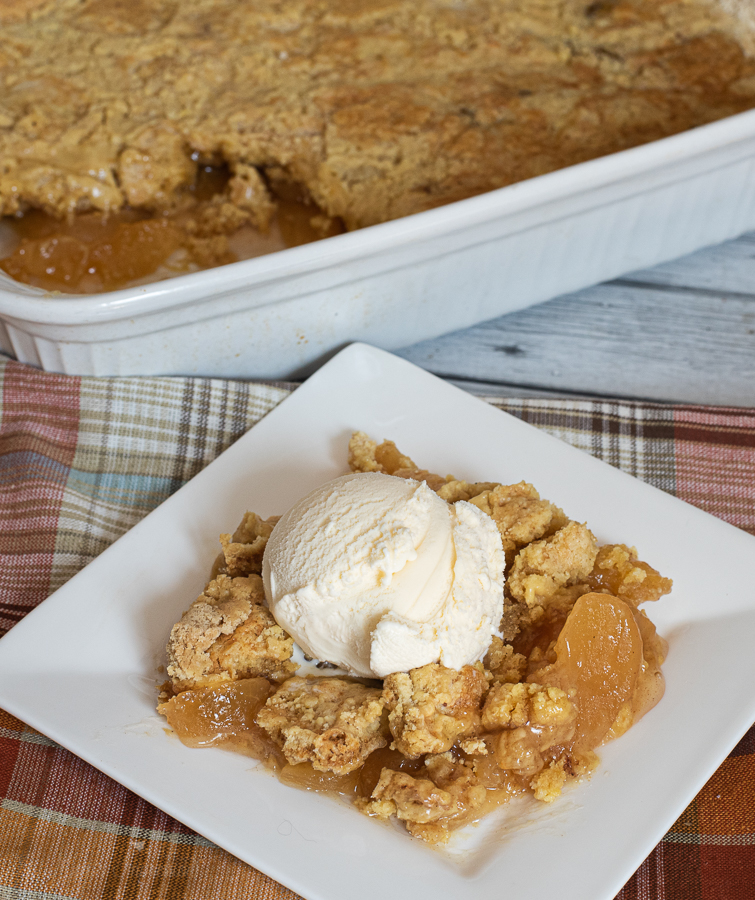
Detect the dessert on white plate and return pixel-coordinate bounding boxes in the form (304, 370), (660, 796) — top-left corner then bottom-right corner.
(159, 430), (672, 844)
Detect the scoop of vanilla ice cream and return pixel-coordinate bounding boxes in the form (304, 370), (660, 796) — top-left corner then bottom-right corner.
(262, 471), (504, 678)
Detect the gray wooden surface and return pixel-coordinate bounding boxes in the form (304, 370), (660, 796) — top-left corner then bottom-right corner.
(397, 231), (755, 407)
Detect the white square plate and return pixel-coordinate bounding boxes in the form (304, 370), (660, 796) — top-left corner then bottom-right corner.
(1, 343), (754, 900)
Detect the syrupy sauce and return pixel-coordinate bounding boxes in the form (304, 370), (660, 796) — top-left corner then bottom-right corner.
(158, 588), (667, 838)
(0, 167), (345, 294)
(160, 676), (283, 761)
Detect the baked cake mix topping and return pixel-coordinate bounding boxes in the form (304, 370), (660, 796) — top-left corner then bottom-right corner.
(2, 0), (755, 291)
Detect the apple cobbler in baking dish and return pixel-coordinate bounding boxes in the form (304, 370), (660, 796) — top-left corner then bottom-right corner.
(157, 432), (672, 844)
(1, 0), (755, 293)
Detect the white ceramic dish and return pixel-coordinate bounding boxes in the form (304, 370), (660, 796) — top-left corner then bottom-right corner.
(0, 343), (754, 900)
(3, 109), (755, 379)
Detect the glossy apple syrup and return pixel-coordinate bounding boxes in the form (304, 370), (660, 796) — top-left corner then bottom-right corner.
(0, 168), (344, 293)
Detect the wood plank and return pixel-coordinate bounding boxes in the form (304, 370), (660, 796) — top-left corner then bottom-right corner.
(621, 231), (755, 295)
(397, 277), (755, 407)
(445, 378), (610, 400)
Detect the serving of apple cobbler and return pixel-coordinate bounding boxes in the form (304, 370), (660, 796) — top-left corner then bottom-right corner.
(157, 431), (672, 844)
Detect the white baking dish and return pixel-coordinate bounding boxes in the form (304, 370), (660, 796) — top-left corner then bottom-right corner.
(3, 108), (755, 379)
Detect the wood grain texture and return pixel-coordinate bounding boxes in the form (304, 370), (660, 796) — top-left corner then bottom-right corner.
(397, 232), (755, 407)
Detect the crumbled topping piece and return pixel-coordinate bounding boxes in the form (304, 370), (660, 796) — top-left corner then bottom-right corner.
(458, 738), (488, 756)
(494, 728), (545, 776)
(348, 431), (415, 474)
(228, 164), (276, 231)
(467, 482), (568, 558)
(348, 432), (450, 491)
(166, 574), (296, 690)
(483, 682), (577, 781)
(218, 512), (279, 577)
(256, 677), (386, 775)
(500, 594), (531, 642)
(357, 753), (486, 843)
(185, 196), (253, 239)
(167, 574), (259, 683)
(436, 480), (500, 503)
(359, 769), (455, 824)
(118, 124), (195, 211)
(484, 636), (527, 685)
(587, 544), (673, 606)
(210, 605), (297, 684)
(482, 682), (575, 731)
(383, 663), (487, 758)
(184, 234), (235, 269)
(508, 522), (598, 608)
(531, 759), (567, 803)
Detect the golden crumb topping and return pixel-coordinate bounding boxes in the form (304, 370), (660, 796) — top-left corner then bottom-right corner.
(357, 753), (486, 843)
(482, 682), (575, 731)
(2, 0), (755, 232)
(531, 759), (568, 803)
(383, 663), (487, 758)
(484, 636), (527, 685)
(348, 431), (451, 491)
(482, 682), (578, 778)
(587, 543), (674, 606)
(256, 677), (387, 775)
(167, 573), (296, 690)
(508, 521), (599, 609)
(217, 512), (279, 578)
(467, 483), (569, 560)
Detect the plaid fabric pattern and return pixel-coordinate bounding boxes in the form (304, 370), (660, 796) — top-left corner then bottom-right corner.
(0, 356), (753, 900)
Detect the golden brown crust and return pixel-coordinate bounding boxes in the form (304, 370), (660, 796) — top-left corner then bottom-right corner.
(118, 124), (196, 211)
(359, 769), (457, 825)
(587, 543), (674, 606)
(217, 512), (279, 578)
(467, 482), (569, 562)
(347, 431), (387, 473)
(2, 0), (755, 228)
(530, 758), (568, 803)
(508, 521), (599, 609)
(483, 682), (577, 781)
(357, 753), (486, 843)
(383, 663), (487, 758)
(482, 682), (575, 731)
(256, 677), (387, 774)
(166, 573), (296, 690)
(347, 431), (451, 491)
(0, 0), (52, 25)
(209, 604), (298, 684)
(483, 636), (528, 685)
(435, 480), (500, 503)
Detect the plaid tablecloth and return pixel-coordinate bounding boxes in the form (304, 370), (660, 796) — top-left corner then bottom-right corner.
(0, 355), (753, 900)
